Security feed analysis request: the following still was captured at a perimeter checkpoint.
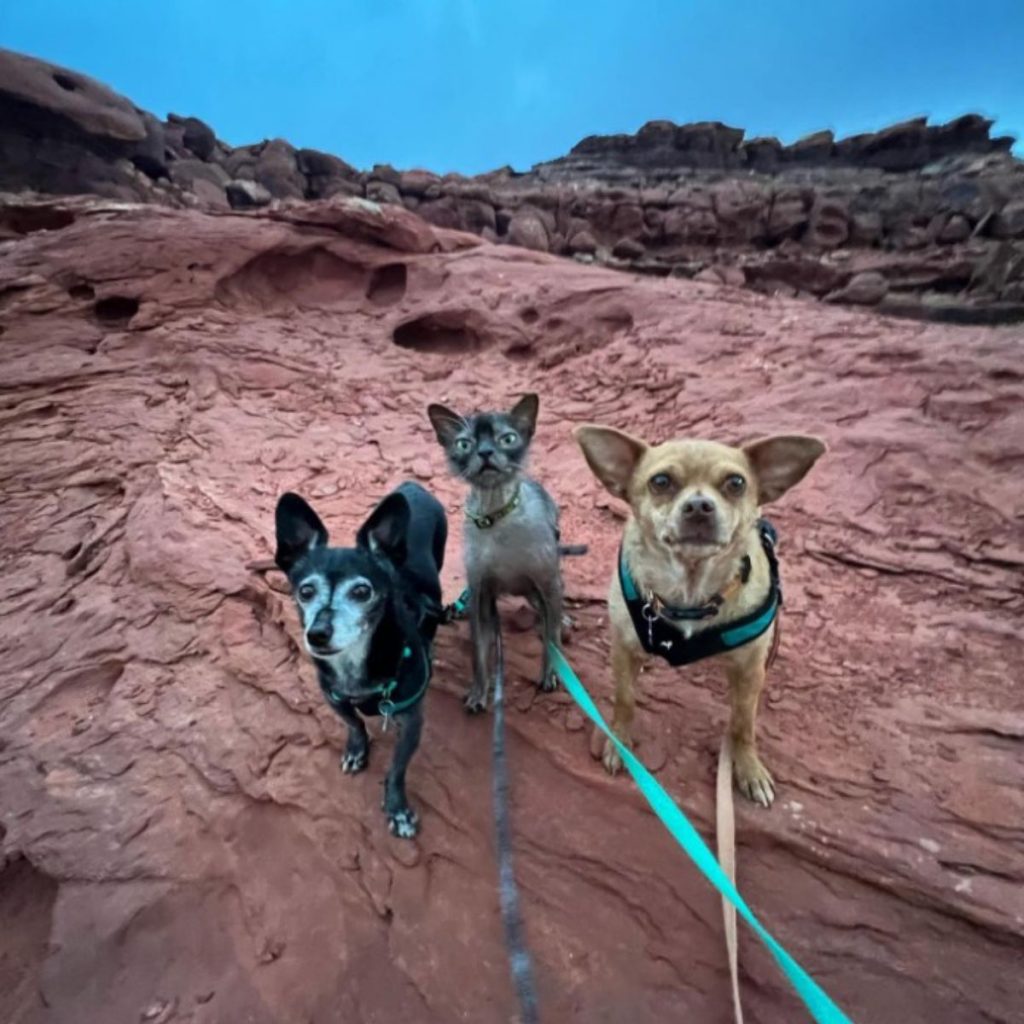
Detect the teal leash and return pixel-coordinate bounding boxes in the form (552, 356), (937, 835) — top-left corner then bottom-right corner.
(442, 587), (471, 623)
(549, 645), (853, 1024)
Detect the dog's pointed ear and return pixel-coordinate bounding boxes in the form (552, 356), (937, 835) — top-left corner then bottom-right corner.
(509, 393), (539, 438)
(573, 424), (648, 500)
(742, 435), (827, 504)
(275, 493), (328, 574)
(356, 492), (410, 565)
(427, 403), (465, 447)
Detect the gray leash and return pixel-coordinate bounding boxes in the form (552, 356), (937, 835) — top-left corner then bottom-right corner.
(492, 627), (541, 1024)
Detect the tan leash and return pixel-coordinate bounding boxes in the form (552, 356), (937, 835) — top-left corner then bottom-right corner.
(717, 734), (744, 1024)
(716, 621), (780, 1024)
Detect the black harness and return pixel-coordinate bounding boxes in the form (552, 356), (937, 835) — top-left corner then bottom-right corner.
(320, 596), (442, 726)
(619, 520), (782, 667)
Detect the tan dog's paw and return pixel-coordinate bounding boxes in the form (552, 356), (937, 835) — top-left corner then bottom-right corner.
(734, 750), (775, 807)
(602, 736), (625, 775)
(589, 724), (632, 775)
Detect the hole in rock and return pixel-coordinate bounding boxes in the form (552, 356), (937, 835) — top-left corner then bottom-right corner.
(215, 247), (370, 310)
(367, 263), (408, 306)
(0, 207), (76, 235)
(68, 282), (95, 301)
(93, 296), (140, 325)
(393, 312), (485, 355)
(0, 856), (58, 1024)
(53, 72), (78, 91)
(504, 342), (535, 361)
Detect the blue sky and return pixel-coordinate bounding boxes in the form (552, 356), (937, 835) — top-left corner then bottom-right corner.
(2, 1), (1021, 174)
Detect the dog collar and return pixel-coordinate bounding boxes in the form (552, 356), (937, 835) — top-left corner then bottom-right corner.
(646, 556), (752, 622)
(323, 644), (431, 724)
(619, 520), (782, 667)
(466, 484), (521, 530)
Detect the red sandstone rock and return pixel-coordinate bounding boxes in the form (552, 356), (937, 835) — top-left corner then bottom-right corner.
(993, 199), (1024, 238)
(566, 228), (598, 254)
(806, 195), (851, 248)
(0, 47), (1022, 321)
(0, 194), (1022, 1024)
(824, 270), (889, 304)
(0, 47), (147, 142)
(399, 168), (442, 198)
(226, 178), (272, 209)
(507, 208), (550, 251)
(168, 114), (217, 161)
(611, 236), (645, 259)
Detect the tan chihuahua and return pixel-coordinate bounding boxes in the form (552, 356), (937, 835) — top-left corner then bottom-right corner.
(573, 426), (825, 806)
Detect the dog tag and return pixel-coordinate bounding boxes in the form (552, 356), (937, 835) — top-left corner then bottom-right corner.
(641, 602), (659, 647)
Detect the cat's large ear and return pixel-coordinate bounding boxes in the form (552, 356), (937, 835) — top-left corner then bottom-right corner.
(275, 493), (328, 574)
(427, 403), (465, 447)
(509, 393), (539, 438)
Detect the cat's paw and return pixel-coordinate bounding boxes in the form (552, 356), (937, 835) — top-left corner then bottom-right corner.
(538, 670), (558, 693)
(463, 689), (488, 714)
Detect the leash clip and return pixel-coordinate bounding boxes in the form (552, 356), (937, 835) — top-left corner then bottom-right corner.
(379, 700), (394, 732)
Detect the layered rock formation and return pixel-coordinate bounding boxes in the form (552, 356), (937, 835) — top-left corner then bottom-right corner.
(1, 191), (1022, 1023)
(2, 47), (1023, 322)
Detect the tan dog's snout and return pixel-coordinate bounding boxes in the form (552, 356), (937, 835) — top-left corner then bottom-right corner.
(680, 492), (716, 519)
(675, 489), (722, 543)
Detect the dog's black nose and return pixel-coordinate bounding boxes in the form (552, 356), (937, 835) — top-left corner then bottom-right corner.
(306, 626), (331, 649)
(681, 495), (716, 518)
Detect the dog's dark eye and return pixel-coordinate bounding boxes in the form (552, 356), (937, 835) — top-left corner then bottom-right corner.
(648, 472), (674, 494)
(723, 474), (746, 496)
(297, 583), (316, 601)
(499, 431), (519, 448)
(454, 438), (473, 454)
(351, 583), (372, 602)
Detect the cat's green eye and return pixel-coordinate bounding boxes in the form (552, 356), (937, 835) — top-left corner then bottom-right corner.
(499, 432), (519, 447)
(455, 438), (473, 454)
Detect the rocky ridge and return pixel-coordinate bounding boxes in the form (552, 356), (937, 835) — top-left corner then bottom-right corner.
(2, 46), (1023, 322)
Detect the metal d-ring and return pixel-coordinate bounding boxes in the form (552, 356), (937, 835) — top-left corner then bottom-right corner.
(641, 601), (659, 646)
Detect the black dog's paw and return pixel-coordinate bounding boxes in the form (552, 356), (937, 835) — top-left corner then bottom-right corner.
(463, 690), (487, 714)
(387, 807), (420, 839)
(340, 741), (369, 775)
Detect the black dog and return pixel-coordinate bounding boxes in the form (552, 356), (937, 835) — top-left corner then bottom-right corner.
(274, 482), (447, 838)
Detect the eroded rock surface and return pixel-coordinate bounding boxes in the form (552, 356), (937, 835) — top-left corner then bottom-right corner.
(1, 194), (1022, 1022)
(2, 47), (1023, 323)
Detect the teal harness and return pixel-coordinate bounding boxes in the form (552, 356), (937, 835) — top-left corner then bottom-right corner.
(619, 520), (781, 667)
